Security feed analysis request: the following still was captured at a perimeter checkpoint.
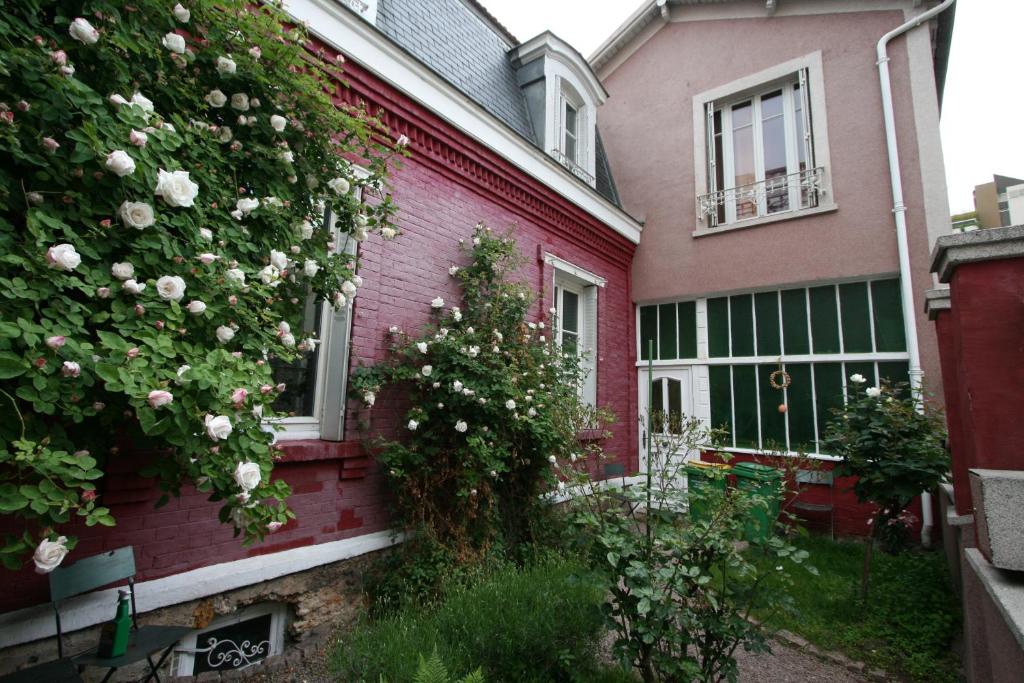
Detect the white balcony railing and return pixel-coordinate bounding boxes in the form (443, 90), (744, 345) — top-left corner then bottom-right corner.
(698, 166), (825, 227)
(550, 149), (595, 186)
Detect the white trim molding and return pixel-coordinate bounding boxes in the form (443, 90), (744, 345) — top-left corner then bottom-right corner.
(544, 253), (607, 287)
(285, 0), (642, 244)
(0, 530), (402, 649)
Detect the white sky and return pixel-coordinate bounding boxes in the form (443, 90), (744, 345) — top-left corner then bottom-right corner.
(479, 0), (1024, 215)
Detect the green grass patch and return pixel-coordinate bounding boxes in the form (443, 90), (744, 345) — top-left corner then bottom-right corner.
(757, 534), (961, 682)
(331, 557), (632, 683)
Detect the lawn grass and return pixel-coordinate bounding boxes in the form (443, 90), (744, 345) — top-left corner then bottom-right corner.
(758, 533), (961, 682)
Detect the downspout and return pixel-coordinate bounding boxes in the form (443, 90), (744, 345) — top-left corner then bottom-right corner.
(875, 0), (955, 548)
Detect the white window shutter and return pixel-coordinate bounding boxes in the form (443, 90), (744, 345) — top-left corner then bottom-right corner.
(581, 285), (598, 406)
(797, 68), (815, 170)
(317, 212), (358, 441)
(705, 100), (717, 195)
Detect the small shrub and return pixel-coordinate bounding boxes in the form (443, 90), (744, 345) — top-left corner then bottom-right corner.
(332, 558), (607, 683)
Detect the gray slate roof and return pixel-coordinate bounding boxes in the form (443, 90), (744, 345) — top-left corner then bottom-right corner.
(375, 0), (621, 207)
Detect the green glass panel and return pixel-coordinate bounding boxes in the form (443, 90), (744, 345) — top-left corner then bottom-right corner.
(758, 364), (786, 451)
(639, 305), (657, 361)
(562, 290), (579, 333)
(732, 365), (759, 449)
(667, 378), (683, 433)
(709, 365), (733, 446)
(871, 279), (907, 352)
(658, 303), (678, 360)
(708, 297), (730, 358)
(651, 378), (664, 433)
(809, 286), (840, 353)
(785, 364), (816, 453)
(755, 291), (781, 356)
(839, 282), (872, 352)
(730, 294), (755, 356)
(878, 361), (911, 398)
(678, 301), (697, 359)
(781, 289), (810, 355)
(813, 363), (844, 448)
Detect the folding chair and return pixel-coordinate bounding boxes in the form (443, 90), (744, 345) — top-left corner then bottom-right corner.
(791, 469), (835, 540)
(49, 546), (195, 683)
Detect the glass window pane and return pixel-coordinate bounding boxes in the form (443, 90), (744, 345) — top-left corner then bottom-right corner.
(758, 364), (787, 451)
(707, 297), (730, 358)
(785, 363), (816, 453)
(731, 101), (757, 219)
(809, 285), (840, 353)
(839, 282), (873, 353)
(761, 91), (789, 214)
(755, 291), (781, 356)
(709, 365), (733, 446)
(639, 305), (658, 360)
(564, 135), (577, 163)
(565, 103), (577, 136)
(781, 288), (810, 355)
(562, 290), (579, 333)
(271, 295), (322, 416)
(562, 330), (579, 357)
(813, 362), (844, 448)
(667, 378), (683, 433)
(658, 303), (678, 360)
(730, 294), (754, 356)
(871, 279), (907, 352)
(678, 301), (698, 359)
(878, 361), (911, 398)
(733, 365), (759, 449)
(713, 110), (725, 225)
(650, 378), (664, 433)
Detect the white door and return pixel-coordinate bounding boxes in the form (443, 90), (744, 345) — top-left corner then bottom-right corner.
(638, 368), (697, 474)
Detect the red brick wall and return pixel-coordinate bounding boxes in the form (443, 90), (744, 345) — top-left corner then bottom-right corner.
(0, 50), (638, 613)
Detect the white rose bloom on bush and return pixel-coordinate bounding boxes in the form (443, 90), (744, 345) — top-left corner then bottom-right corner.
(506, 399), (516, 410)
(118, 201), (155, 229)
(866, 386), (882, 398)
(849, 373), (867, 384)
(155, 169), (199, 207)
(216, 55), (237, 75)
(454, 420), (468, 433)
(269, 250), (289, 270)
(130, 91), (154, 113)
(162, 32), (186, 54)
(303, 260), (319, 277)
(173, 3), (190, 22)
(407, 419), (419, 431)
(327, 177), (350, 195)
(225, 268), (246, 286)
(122, 279), (146, 295)
(155, 275), (186, 301)
(205, 89), (227, 107)
(421, 365), (433, 377)
(111, 261), (134, 280)
(270, 114), (287, 132)
(175, 364), (191, 385)
(205, 414), (233, 441)
(416, 342), (428, 354)
(216, 325), (235, 343)
(33, 536), (69, 574)
(68, 17), (99, 44)
(341, 280), (357, 297)
(147, 390), (173, 408)
(185, 300), (206, 315)
(230, 92), (250, 111)
(199, 227), (213, 241)
(236, 197), (259, 215)
(105, 150), (136, 177)
(46, 244), (81, 271)
(233, 461), (261, 491)
(431, 297), (444, 309)
(258, 265), (280, 285)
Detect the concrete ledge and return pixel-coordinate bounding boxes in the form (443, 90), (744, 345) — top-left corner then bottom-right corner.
(965, 548), (1024, 651)
(923, 287), (950, 320)
(930, 224), (1024, 283)
(970, 469), (1024, 571)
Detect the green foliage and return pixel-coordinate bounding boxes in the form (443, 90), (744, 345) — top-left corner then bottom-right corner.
(333, 558), (609, 683)
(755, 534), (960, 683)
(378, 648), (483, 683)
(0, 0), (401, 567)
(350, 224), (610, 557)
(567, 415), (815, 683)
(821, 378), (947, 553)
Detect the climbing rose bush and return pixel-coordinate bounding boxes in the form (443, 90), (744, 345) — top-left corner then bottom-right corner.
(0, 0), (401, 571)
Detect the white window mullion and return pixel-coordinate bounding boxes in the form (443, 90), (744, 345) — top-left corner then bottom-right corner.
(798, 67), (815, 170)
(752, 95), (767, 218)
(722, 106), (736, 225)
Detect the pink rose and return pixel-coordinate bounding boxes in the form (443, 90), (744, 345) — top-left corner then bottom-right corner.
(147, 390), (173, 408)
(129, 129), (148, 147)
(275, 383), (286, 392)
(93, 402), (105, 411)
(267, 521), (283, 533)
(260, 384), (273, 394)
(97, 287), (111, 298)
(81, 490), (97, 503)
(231, 388), (248, 404)
(61, 361), (81, 378)
(46, 335), (66, 350)
(51, 50), (68, 65)
(126, 347), (140, 359)
(42, 137), (60, 153)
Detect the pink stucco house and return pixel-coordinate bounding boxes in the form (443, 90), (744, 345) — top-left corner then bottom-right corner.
(595, 0), (955, 536)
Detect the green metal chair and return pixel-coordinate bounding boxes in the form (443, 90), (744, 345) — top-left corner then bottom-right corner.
(49, 546), (195, 683)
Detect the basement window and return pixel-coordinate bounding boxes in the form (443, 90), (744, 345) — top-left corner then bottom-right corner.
(173, 602), (287, 676)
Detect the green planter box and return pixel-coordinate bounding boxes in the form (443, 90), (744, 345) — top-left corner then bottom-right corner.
(685, 461), (731, 523)
(732, 462), (783, 543)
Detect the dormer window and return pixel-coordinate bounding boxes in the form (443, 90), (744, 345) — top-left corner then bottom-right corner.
(563, 101), (578, 164)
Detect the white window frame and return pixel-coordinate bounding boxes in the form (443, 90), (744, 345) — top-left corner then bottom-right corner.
(692, 51), (835, 236)
(272, 172), (367, 441)
(173, 602), (287, 677)
(546, 254), (604, 406)
(559, 87), (584, 167)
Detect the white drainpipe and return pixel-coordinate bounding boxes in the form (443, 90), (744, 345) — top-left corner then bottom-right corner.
(875, 0), (955, 548)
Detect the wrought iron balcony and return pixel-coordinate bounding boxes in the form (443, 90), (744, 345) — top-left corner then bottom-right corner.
(550, 149), (596, 186)
(698, 166), (825, 227)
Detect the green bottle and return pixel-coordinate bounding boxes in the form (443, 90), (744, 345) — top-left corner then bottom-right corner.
(96, 589), (132, 659)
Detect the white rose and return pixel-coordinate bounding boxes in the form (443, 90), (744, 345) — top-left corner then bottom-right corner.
(381, 227), (397, 240)
(280, 332), (295, 348)
(506, 399), (516, 410)
(455, 420), (468, 433)
(225, 268), (246, 286)
(527, 407), (537, 417)
(33, 536), (69, 574)
(849, 374), (867, 384)
(216, 325), (235, 343)
(148, 390), (174, 408)
(131, 92), (154, 113)
(269, 250), (289, 270)
(118, 201), (155, 229)
(155, 275), (186, 301)
(452, 380), (464, 392)
(122, 279), (146, 295)
(199, 227), (213, 241)
(452, 309), (462, 322)
(155, 169), (199, 208)
(233, 461), (261, 490)
(327, 177), (350, 195)
(866, 387), (882, 398)
(216, 56), (236, 75)
(46, 244), (81, 271)
(280, 150), (294, 164)
(162, 32), (186, 54)
(111, 262), (134, 280)
(421, 365), (433, 377)
(205, 414), (233, 441)
(175, 364), (191, 385)
(362, 391), (376, 407)
(431, 297), (445, 309)
(270, 114), (287, 132)
(258, 265), (280, 285)
(68, 18), (99, 44)
(105, 150), (136, 177)
(303, 260), (319, 277)
(218, 126), (233, 143)
(416, 342), (428, 354)
(353, 226), (369, 242)
(109, 93), (130, 107)
(186, 300), (206, 315)
(230, 93), (250, 111)
(205, 89), (227, 107)
(297, 220), (314, 240)
(408, 419), (419, 431)
(173, 4), (190, 22)
(341, 280), (357, 297)
(236, 197), (259, 215)
(448, 265), (459, 276)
